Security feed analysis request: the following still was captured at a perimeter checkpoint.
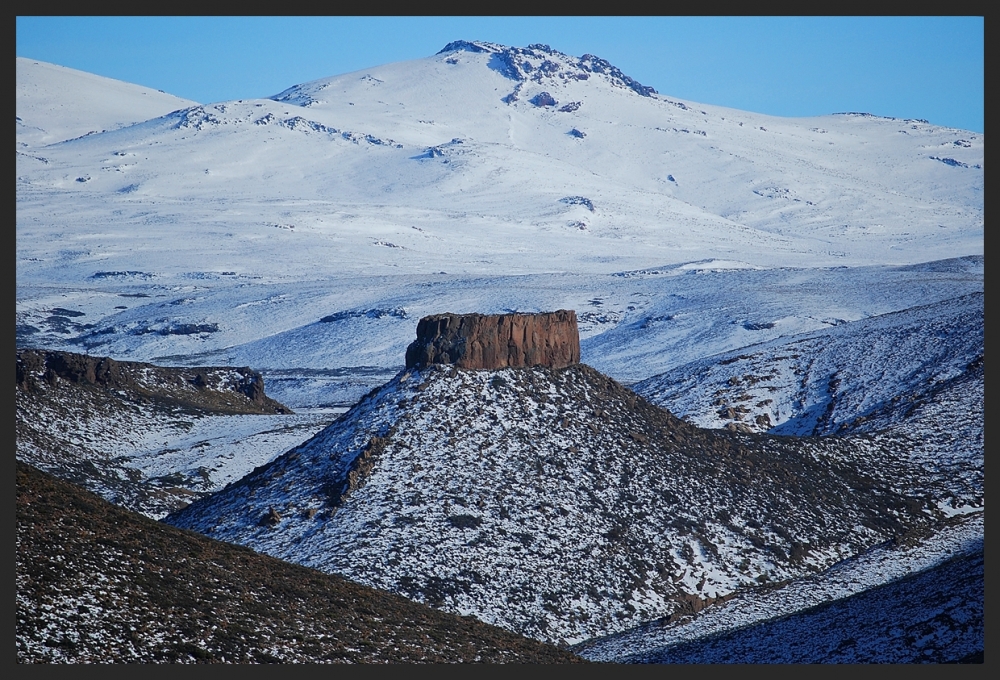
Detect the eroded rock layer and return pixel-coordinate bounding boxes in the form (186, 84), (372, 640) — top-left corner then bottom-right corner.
(16, 349), (290, 414)
(404, 310), (580, 370)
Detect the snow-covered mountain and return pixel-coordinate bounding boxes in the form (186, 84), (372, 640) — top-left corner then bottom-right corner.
(16, 41), (983, 662)
(16, 42), (983, 407)
(16, 57), (197, 148)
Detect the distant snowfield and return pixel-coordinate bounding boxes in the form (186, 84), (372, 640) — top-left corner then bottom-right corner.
(17, 44), (983, 397)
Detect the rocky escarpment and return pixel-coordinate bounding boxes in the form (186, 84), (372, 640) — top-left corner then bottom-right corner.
(17, 349), (291, 415)
(405, 310), (580, 370)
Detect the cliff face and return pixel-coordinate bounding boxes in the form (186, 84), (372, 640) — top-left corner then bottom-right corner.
(404, 311), (580, 370)
(16, 349), (291, 415)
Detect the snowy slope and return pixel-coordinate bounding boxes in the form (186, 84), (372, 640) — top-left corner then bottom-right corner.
(15, 349), (337, 518)
(167, 360), (972, 646)
(15, 259), (985, 411)
(16, 57), (197, 148)
(634, 289), (984, 435)
(581, 254), (984, 383)
(578, 513), (983, 663)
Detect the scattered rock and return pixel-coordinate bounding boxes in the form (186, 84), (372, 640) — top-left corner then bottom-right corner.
(260, 506), (283, 526)
(560, 196), (595, 212)
(530, 92), (557, 107)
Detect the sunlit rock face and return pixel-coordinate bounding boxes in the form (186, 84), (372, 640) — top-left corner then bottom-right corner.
(404, 310), (580, 370)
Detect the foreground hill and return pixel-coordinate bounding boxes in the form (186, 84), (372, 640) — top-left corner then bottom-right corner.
(16, 462), (582, 664)
(167, 312), (962, 646)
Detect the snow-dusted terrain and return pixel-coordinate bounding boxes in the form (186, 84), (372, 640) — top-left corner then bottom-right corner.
(16, 42), (983, 401)
(15, 349), (340, 518)
(167, 359), (975, 645)
(577, 513), (983, 662)
(635, 287), (983, 436)
(16, 40), (983, 661)
(17, 58), (197, 148)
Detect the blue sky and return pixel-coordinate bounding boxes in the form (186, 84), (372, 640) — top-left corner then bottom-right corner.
(16, 16), (984, 133)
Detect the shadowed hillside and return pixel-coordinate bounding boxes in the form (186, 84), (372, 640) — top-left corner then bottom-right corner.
(16, 462), (584, 664)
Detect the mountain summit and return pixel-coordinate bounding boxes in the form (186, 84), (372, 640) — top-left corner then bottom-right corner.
(405, 310), (580, 370)
(436, 40), (657, 98)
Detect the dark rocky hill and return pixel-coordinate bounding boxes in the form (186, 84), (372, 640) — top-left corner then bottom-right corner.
(16, 461), (583, 664)
(167, 312), (965, 646)
(17, 348), (291, 414)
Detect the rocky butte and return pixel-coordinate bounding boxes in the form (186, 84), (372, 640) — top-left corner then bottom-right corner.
(404, 310), (580, 370)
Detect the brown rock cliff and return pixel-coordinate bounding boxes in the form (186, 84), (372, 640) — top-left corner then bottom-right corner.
(405, 311), (580, 370)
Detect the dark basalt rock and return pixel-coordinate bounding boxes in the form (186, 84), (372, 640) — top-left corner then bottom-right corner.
(438, 40), (657, 97)
(561, 195), (595, 211)
(405, 310), (580, 370)
(530, 92), (558, 107)
(16, 349), (291, 415)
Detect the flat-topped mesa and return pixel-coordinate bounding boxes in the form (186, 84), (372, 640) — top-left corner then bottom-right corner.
(405, 311), (580, 370)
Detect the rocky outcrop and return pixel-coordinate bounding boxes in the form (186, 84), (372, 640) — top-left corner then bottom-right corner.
(404, 311), (580, 370)
(16, 349), (291, 415)
(530, 92), (557, 107)
(436, 41), (657, 97)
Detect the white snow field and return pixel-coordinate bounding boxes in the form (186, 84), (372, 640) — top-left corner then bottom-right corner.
(17, 42), (982, 399)
(17, 57), (198, 148)
(16, 40), (983, 658)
